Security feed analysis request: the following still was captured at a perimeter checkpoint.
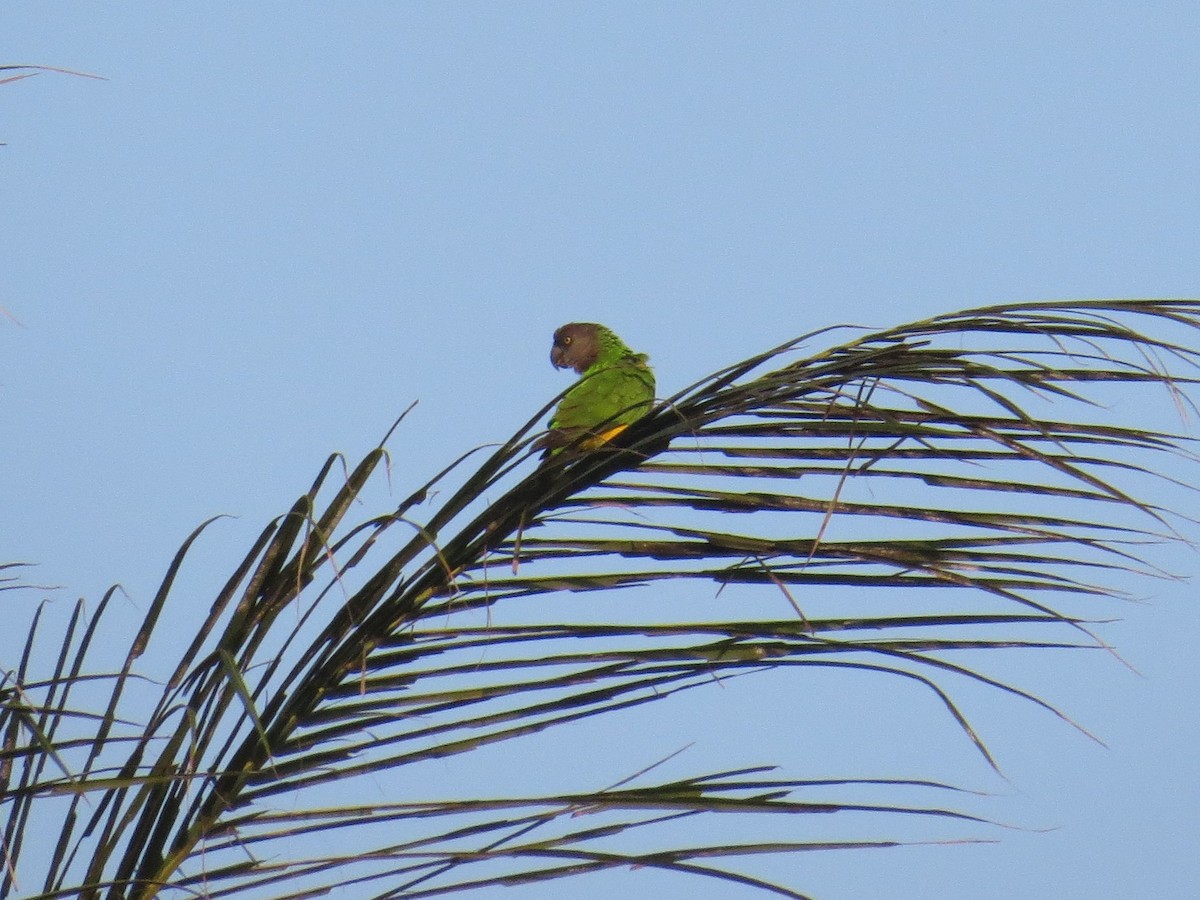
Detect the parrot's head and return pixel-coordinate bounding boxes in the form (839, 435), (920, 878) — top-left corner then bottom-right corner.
(550, 322), (605, 374)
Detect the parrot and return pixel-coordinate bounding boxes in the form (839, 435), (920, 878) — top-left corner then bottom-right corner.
(540, 322), (655, 456)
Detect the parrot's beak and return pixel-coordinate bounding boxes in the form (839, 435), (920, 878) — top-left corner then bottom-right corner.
(550, 346), (567, 369)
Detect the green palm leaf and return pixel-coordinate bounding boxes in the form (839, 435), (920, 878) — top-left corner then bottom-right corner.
(3, 299), (1198, 898)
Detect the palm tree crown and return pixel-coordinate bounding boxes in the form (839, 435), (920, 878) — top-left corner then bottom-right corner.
(3, 299), (1198, 899)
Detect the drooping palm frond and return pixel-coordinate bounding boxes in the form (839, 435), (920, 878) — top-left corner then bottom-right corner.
(3, 299), (1198, 899)
(1, 64), (104, 150)
(0, 64), (106, 87)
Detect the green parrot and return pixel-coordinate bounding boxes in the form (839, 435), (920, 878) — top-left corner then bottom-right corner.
(541, 322), (655, 455)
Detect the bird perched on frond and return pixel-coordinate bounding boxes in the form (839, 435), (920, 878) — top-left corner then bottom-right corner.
(538, 322), (655, 457)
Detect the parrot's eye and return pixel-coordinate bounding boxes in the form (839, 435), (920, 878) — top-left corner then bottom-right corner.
(562, 336), (573, 346)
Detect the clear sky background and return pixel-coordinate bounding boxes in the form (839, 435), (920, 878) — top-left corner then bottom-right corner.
(4, 4), (1199, 899)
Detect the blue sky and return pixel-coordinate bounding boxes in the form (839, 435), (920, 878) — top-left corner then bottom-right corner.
(4, 4), (1199, 898)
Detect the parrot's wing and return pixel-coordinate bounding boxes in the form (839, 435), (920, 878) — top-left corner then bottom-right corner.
(551, 359), (654, 431)
(546, 358), (655, 454)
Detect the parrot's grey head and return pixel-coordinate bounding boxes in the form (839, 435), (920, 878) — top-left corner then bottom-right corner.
(550, 322), (604, 374)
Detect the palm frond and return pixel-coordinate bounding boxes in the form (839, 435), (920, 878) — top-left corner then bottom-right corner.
(0, 64), (106, 86)
(4, 299), (1198, 898)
